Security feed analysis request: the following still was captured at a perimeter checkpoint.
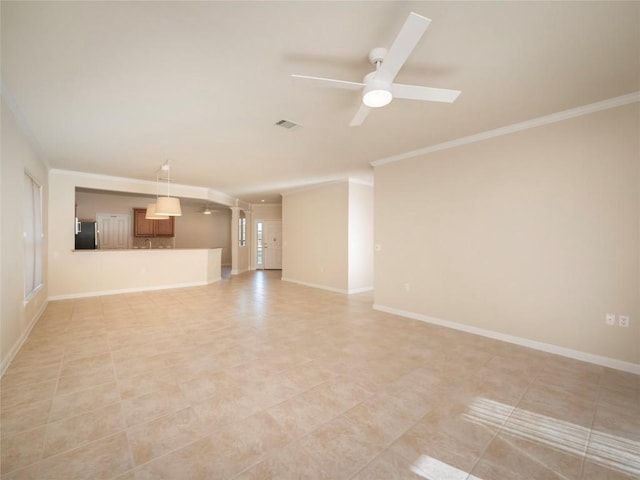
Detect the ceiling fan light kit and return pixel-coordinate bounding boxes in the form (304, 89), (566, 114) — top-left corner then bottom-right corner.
(362, 72), (393, 108)
(291, 12), (461, 126)
(363, 88), (392, 108)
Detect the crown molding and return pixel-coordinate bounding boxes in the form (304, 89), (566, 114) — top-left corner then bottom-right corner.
(281, 179), (349, 197)
(371, 92), (640, 167)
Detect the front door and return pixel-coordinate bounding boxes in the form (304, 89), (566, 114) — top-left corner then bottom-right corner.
(263, 221), (282, 270)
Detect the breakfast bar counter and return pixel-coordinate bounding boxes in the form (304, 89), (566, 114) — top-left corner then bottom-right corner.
(48, 248), (222, 300)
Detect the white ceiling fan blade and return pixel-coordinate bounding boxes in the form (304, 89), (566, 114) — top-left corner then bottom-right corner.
(291, 74), (364, 91)
(349, 103), (371, 126)
(376, 12), (431, 84)
(393, 84), (461, 103)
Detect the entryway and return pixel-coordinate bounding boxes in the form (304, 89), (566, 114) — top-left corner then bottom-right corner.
(256, 220), (282, 270)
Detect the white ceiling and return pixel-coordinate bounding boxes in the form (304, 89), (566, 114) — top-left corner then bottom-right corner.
(2, 1), (638, 204)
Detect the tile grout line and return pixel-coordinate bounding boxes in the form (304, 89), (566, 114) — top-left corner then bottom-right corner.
(107, 322), (138, 478)
(5, 273), (637, 479)
(463, 357), (542, 480)
(577, 370), (605, 479)
(229, 373), (381, 479)
(33, 304), (72, 480)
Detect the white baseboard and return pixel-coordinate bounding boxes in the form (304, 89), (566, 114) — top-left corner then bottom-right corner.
(281, 277), (348, 294)
(281, 278), (373, 295)
(373, 304), (640, 375)
(48, 278), (221, 301)
(231, 268), (250, 275)
(348, 286), (374, 294)
(1, 300), (48, 377)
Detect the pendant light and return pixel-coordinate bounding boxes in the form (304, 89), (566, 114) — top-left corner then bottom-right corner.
(145, 202), (169, 220)
(154, 161), (182, 216)
(145, 168), (170, 220)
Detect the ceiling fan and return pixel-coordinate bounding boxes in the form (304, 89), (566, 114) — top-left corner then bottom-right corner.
(291, 12), (461, 126)
(202, 205), (219, 215)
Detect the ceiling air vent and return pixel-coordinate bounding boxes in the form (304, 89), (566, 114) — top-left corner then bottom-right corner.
(274, 119), (301, 130)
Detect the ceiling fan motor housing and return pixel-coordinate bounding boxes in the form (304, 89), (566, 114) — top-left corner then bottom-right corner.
(363, 71), (393, 107)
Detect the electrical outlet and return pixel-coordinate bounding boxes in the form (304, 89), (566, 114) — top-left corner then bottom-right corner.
(403, 283), (411, 292)
(605, 313), (616, 326)
(619, 316), (630, 327)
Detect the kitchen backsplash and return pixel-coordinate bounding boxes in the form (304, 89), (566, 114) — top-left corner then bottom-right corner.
(131, 237), (176, 249)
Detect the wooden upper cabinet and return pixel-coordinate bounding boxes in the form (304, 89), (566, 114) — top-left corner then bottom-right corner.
(154, 216), (175, 237)
(133, 208), (155, 237)
(133, 208), (175, 237)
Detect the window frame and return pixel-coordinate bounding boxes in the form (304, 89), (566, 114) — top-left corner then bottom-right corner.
(24, 171), (44, 302)
(238, 215), (246, 247)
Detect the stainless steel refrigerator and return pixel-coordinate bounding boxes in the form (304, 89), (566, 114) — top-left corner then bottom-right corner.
(75, 219), (98, 249)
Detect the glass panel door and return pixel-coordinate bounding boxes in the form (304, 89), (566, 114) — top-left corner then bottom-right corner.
(256, 221), (264, 269)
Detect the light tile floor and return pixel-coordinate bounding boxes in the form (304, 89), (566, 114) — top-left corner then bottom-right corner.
(1, 270), (638, 479)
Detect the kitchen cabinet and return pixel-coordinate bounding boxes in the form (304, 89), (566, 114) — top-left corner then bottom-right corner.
(133, 208), (175, 237)
(154, 215), (175, 237)
(133, 209), (155, 236)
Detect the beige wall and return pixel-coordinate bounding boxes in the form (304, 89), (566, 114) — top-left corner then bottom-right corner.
(251, 204), (282, 221)
(173, 203), (231, 263)
(48, 248), (221, 299)
(1, 99), (49, 374)
(282, 181), (373, 294)
(283, 182), (349, 292)
(374, 103), (639, 368)
(76, 190), (149, 219)
(348, 183), (374, 293)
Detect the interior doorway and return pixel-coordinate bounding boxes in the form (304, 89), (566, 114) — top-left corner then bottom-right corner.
(255, 220), (282, 270)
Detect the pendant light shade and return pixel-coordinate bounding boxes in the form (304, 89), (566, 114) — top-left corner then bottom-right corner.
(153, 160), (182, 216)
(155, 196), (182, 216)
(145, 203), (169, 220)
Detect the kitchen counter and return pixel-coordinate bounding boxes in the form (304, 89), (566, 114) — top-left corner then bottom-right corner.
(73, 247), (219, 251)
(50, 248), (222, 299)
